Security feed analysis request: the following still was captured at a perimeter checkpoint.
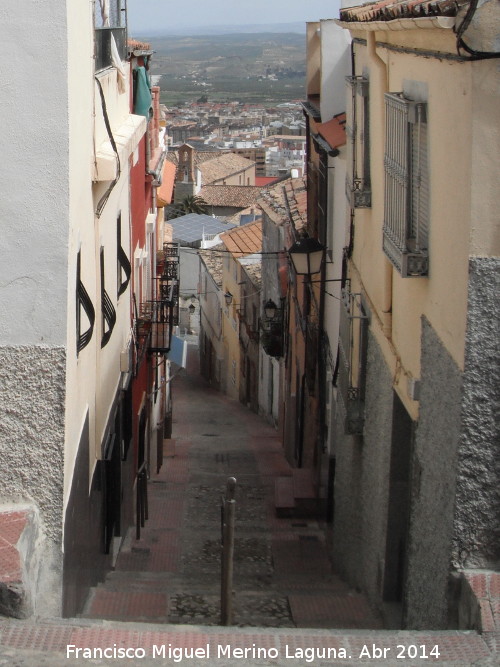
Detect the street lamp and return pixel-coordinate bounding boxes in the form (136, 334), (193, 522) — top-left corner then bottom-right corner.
(224, 291), (233, 307)
(188, 303), (196, 315)
(264, 299), (278, 320)
(288, 237), (325, 276)
(260, 298), (283, 358)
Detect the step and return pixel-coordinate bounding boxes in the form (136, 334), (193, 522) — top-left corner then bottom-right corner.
(0, 507), (39, 619)
(274, 476), (295, 516)
(292, 468), (319, 517)
(292, 468), (315, 499)
(0, 616), (494, 666)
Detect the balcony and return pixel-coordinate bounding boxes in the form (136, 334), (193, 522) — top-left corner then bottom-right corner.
(136, 291), (179, 358)
(146, 242), (180, 355)
(95, 27), (127, 72)
(149, 297), (179, 354)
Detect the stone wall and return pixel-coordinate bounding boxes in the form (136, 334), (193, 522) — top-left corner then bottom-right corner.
(332, 330), (393, 600)
(0, 346), (66, 615)
(453, 258), (500, 568)
(405, 317), (463, 629)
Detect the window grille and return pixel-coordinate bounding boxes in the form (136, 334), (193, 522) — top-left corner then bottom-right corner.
(76, 251), (96, 355)
(95, 0), (127, 72)
(383, 92), (429, 277)
(346, 76), (371, 208)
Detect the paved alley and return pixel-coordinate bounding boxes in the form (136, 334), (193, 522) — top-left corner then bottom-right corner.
(82, 341), (383, 629)
(0, 342), (498, 664)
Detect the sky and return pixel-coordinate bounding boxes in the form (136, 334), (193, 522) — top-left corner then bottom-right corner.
(127, 0), (342, 34)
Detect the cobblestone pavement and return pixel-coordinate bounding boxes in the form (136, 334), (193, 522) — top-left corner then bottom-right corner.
(0, 341), (498, 664)
(82, 342), (384, 630)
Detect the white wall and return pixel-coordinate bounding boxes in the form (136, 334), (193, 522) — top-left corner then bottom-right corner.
(320, 20), (351, 121)
(0, 1), (70, 346)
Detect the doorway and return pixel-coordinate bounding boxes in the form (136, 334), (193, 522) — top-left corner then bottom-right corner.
(383, 391), (414, 615)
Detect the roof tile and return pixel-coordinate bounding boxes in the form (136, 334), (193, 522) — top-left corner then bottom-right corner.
(220, 220), (263, 256)
(200, 185), (264, 208)
(339, 0), (469, 22)
(199, 154), (256, 185)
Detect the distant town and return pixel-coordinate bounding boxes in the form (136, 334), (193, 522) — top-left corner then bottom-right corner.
(161, 98), (305, 178)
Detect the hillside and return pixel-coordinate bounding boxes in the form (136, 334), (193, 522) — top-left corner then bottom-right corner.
(136, 33), (306, 106)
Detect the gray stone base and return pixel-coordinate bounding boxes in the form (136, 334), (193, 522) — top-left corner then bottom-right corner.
(0, 346), (66, 617)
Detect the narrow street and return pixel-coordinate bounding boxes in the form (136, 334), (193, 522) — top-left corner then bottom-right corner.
(82, 341), (383, 629)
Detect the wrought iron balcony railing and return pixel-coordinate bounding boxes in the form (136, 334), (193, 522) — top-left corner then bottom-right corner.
(145, 292), (179, 355)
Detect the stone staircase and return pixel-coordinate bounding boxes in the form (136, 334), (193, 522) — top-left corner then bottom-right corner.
(274, 468), (318, 518)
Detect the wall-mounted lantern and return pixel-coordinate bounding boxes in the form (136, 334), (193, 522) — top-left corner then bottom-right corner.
(288, 237), (325, 276)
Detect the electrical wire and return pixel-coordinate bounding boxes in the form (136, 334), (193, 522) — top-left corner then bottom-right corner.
(192, 247), (285, 256)
(95, 76), (121, 217)
(455, 0), (500, 60)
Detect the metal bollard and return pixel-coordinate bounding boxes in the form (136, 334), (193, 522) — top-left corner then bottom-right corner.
(221, 476), (236, 625)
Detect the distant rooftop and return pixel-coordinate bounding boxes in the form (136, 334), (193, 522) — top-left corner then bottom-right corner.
(221, 220), (263, 256)
(199, 154), (256, 185)
(200, 185), (264, 209)
(199, 244), (224, 288)
(169, 213), (235, 246)
(258, 176), (307, 232)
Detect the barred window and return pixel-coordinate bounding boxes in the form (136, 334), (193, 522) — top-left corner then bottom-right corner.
(383, 92), (429, 277)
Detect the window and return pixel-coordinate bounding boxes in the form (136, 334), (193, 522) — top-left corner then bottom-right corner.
(117, 214), (131, 297)
(101, 247), (117, 348)
(346, 76), (371, 208)
(76, 251), (96, 356)
(94, 0), (127, 72)
(383, 92), (429, 277)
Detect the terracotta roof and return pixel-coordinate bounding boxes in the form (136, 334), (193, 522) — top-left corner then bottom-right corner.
(199, 244), (224, 287)
(220, 220), (263, 256)
(128, 38), (151, 50)
(157, 161), (177, 207)
(284, 178), (307, 233)
(239, 257), (262, 288)
(255, 176), (281, 187)
(257, 179), (290, 225)
(257, 177), (307, 232)
(339, 0), (468, 22)
(165, 148), (221, 168)
(199, 154), (256, 185)
(199, 185), (264, 209)
(224, 207), (263, 226)
(315, 114), (346, 150)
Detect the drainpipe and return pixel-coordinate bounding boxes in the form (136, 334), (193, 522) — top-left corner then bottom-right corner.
(145, 122), (166, 185)
(367, 32), (392, 339)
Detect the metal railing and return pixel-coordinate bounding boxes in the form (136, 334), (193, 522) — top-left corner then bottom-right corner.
(221, 477), (236, 625)
(136, 461), (148, 540)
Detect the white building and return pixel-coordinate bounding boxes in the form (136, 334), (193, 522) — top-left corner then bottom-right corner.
(0, 0), (148, 617)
